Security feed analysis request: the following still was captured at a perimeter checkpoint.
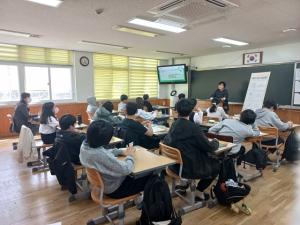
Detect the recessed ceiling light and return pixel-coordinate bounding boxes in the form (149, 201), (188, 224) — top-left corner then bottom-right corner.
(78, 40), (130, 49)
(282, 28), (297, 33)
(113, 25), (161, 37)
(129, 18), (186, 33)
(25, 0), (63, 7)
(222, 45), (232, 48)
(154, 50), (187, 56)
(213, 37), (249, 46)
(0, 29), (38, 37)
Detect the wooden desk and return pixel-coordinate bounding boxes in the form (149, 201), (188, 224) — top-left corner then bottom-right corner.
(119, 146), (176, 177)
(75, 123), (88, 130)
(152, 124), (169, 136)
(245, 132), (268, 143)
(215, 141), (237, 155)
(200, 121), (219, 128)
(153, 105), (170, 114)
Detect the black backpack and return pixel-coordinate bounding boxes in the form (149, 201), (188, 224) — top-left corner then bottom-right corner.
(212, 157), (251, 206)
(138, 175), (182, 225)
(282, 130), (300, 161)
(243, 143), (267, 170)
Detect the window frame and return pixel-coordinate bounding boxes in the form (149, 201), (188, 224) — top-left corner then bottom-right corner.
(0, 61), (74, 105)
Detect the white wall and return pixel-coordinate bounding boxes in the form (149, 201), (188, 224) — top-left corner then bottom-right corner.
(73, 51), (94, 102)
(191, 42), (300, 70)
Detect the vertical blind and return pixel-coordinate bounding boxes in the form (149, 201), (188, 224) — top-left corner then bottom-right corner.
(0, 44), (73, 65)
(93, 53), (158, 100)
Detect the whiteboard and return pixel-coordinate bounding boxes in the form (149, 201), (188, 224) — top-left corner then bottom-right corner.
(242, 72), (271, 111)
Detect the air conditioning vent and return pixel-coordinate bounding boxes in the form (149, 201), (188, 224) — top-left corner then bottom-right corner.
(159, 0), (187, 11)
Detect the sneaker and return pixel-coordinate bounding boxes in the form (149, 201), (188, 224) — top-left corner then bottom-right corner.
(231, 203), (240, 214)
(239, 203), (252, 215)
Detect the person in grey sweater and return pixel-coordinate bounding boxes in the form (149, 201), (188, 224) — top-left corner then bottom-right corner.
(80, 120), (149, 199)
(255, 100), (293, 131)
(255, 100), (293, 146)
(93, 101), (123, 126)
(209, 109), (260, 155)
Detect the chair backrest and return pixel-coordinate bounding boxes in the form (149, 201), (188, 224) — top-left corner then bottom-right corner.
(206, 133), (234, 143)
(203, 116), (221, 123)
(258, 126), (279, 139)
(160, 143), (183, 164)
(86, 167), (105, 204)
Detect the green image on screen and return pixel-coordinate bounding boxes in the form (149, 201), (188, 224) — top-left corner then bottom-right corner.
(158, 65), (186, 83)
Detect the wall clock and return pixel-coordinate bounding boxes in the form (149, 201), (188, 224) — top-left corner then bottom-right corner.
(80, 56), (89, 66)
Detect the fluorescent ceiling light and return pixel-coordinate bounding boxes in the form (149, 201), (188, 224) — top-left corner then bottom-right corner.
(282, 28), (297, 33)
(0, 29), (33, 37)
(78, 40), (130, 49)
(222, 45), (231, 48)
(129, 18), (186, 33)
(113, 25), (160, 37)
(155, 50), (186, 56)
(213, 37), (249, 46)
(25, 0), (63, 7)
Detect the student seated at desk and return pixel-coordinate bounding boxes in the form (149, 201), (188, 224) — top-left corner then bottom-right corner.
(86, 97), (98, 120)
(13, 92), (38, 134)
(255, 100), (293, 145)
(136, 97), (157, 120)
(206, 98), (229, 121)
(121, 102), (160, 149)
(164, 99), (220, 201)
(143, 94), (153, 112)
(118, 94), (128, 113)
(209, 109), (260, 157)
(93, 101), (123, 126)
(80, 120), (150, 198)
(39, 102), (59, 144)
(189, 98), (203, 125)
(56, 114), (86, 165)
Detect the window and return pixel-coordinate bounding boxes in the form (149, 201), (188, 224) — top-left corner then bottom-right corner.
(50, 67), (72, 100)
(24, 66), (73, 102)
(129, 57), (158, 98)
(25, 66), (50, 101)
(94, 54), (129, 100)
(93, 54), (158, 100)
(0, 64), (20, 102)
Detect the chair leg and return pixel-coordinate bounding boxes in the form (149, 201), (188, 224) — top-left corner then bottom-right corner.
(118, 204), (125, 225)
(273, 148), (281, 172)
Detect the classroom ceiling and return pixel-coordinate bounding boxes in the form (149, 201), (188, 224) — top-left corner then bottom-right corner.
(0, 0), (300, 59)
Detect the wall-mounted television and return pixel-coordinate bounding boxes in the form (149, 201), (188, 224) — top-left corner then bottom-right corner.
(157, 64), (187, 84)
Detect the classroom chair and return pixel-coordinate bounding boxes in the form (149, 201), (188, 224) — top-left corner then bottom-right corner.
(160, 143), (206, 215)
(258, 126), (284, 172)
(86, 168), (139, 225)
(31, 140), (53, 173)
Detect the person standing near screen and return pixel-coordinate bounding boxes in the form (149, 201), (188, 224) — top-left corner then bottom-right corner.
(210, 81), (229, 113)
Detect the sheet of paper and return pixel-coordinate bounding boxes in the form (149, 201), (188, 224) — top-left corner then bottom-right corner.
(243, 72), (271, 111)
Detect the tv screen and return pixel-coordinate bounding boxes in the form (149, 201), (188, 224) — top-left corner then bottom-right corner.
(157, 64), (187, 84)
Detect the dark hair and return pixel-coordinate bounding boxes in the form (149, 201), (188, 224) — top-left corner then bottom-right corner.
(102, 101), (114, 113)
(59, 114), (76, 130)
(209, 98), (220, 113)
(218, 81), (226, 88)
(178, 93), (185, 100)
(143, 94), (149, 101)
(87, 120), (113, 148)
(176, 99), (193, 117)
(20, 92), (30, 103)
(126, 102), (138, 116)
(240, 109), (257, 125)
(190, 98), (197, 108)
(40, 102), (55, 124)
(263, 100), (278, 110)
(136, 97), (144, 109)
(120, 94), (128, 102)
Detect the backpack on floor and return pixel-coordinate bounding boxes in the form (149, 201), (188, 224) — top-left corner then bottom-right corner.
(212, 157), (251, 206)
(282, 130), (300, 162)
(137, 175), (182, 225)
(243, 143), (267, 170)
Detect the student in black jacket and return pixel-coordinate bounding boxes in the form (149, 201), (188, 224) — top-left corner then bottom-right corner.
(210, 81), (229, 113)
(164, 99), (220, 201)
(56, 114), (86, 165)
(143, 94), (153, 112)
(13, 92), (38, 134)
